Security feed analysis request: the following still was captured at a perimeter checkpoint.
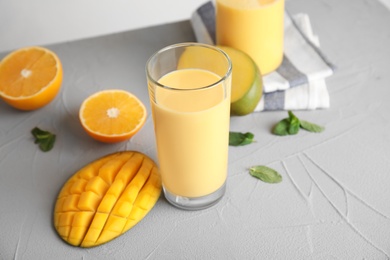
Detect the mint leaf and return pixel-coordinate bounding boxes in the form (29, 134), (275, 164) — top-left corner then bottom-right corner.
(31, 127), (56, 152)
(272, 118), (290, 136)
(287, 111), (300, 135)
(272, 111), (300, 135)
(300, 120), (325, 133)
(288, 110), (299, 123)
(229, 132), (255, 146)
(249, 166), (282, 183)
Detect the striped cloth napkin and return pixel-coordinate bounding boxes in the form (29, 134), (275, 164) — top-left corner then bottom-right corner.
(191, 1), (335, 111)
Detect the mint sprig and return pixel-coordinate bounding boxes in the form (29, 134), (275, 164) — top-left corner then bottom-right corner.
(229, 131), (255, 146)
(272, 111), (325, 136)
(31, 127), (56, 152)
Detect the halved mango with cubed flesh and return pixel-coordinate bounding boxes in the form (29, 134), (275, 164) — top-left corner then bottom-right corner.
(54, 151), (161, 247)
(177, 45), (263, 116)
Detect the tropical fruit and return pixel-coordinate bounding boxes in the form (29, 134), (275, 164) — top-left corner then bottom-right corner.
(218, 46), (263, 116)
(53, 151), (161, 247)
(0, 46), (63, 110)
(79, 89), (147, 143)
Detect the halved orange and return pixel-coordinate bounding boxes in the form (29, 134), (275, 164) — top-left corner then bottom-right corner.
(0, 46), (63, 110)
(79, 89), (147, 143)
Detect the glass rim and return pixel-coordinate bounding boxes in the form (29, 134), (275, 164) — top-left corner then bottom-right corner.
(146, 42), (232, 91)
(220, 0), (284, 10)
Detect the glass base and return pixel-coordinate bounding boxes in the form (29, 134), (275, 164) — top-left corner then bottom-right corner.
(163, 182), (226, 211)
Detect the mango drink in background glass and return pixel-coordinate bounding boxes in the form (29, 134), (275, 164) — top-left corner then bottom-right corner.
(216, 0), (285, 75)
(146, 43), (232, 210)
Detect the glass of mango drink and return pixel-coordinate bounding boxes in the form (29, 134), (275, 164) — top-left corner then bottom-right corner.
(146, 43), (232, 210)
(216, 0), (285, 75)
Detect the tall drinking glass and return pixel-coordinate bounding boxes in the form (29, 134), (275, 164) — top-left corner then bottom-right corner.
(146, 43), (232, 210)
(216, 0), (285, 75)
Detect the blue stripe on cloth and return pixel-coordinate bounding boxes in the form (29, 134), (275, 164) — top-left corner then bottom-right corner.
(197, 1), (216, 44)
(263, 91), (285, 111)
(276, 55), (308, 88)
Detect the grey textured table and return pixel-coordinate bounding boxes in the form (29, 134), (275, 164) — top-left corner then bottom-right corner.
(1, 0), (390, 259)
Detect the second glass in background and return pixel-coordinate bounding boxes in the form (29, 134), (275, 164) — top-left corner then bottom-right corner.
(216, 0), (285, 75)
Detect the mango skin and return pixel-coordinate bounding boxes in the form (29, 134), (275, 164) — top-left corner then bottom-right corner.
(53, 151), (161, 248)
(217, 46), (263, 116)
(230, 67), (263, 116)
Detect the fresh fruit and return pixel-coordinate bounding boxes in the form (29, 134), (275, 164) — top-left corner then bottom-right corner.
(177, 45), (262, 116)
(53, 151), (162, 247)
(79, 89), (147, 143)
(218, 46), (263, 116)
(0, 46), (63, 110)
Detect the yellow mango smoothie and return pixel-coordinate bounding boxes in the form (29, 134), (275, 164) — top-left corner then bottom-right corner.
(152, 68), (230, 198)
(216, 0), (284, 75)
